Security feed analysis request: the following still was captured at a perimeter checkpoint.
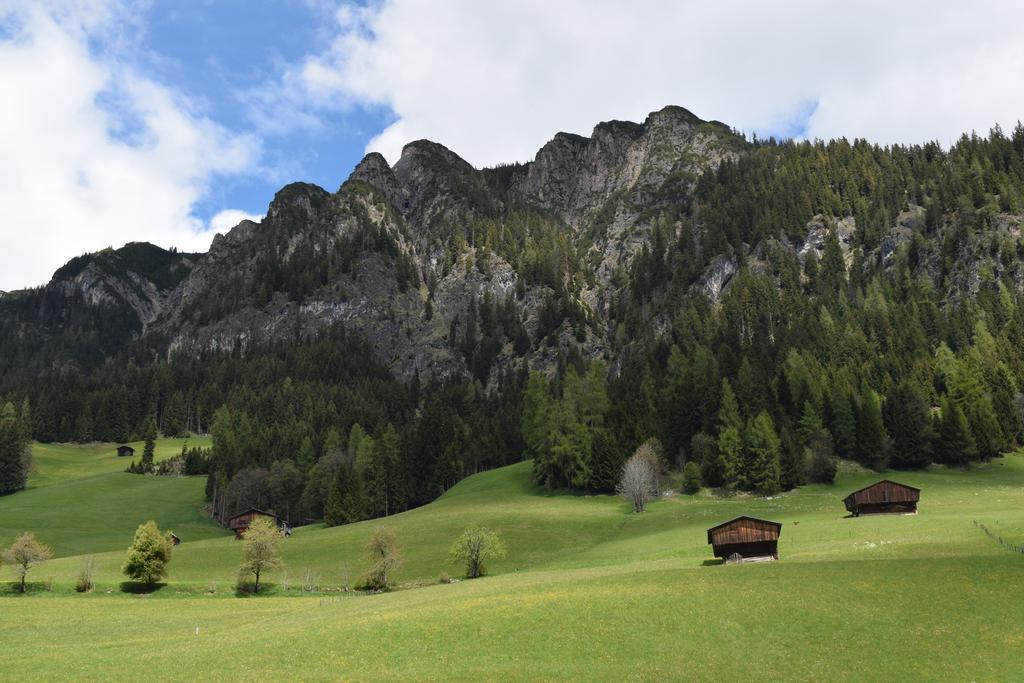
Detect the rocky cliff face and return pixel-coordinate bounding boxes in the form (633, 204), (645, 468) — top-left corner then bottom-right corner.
(8, 105), (1022, 384)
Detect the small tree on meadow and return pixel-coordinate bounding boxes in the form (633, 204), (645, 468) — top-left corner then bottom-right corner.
(363, 526), (401, 591)
(449, 527), (507, 579)
(141, 418), (157, 471)
(3, 532), (53, 593)
(681, 461), (702, 494)
(617, 443), (660, 513)
(122, 521), (173, 587)
(238, 516), (284, 593)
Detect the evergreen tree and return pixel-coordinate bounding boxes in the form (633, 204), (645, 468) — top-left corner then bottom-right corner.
(0, 402), (31, 494)
(715, 379), (743, 487)
(681, 461), (701, 494)
(884, 382), (933, 469)
(936, 396), (976, 467)
(366, 423), (402, 516)
(829, 385), (858, 459)
(740, 411), (782, 495)
(323, 471), (346, 528)
(855, 389), (888, 469)
(588, 428), (625, 492)
(297, 435), (317, 473)
(141, 418), (157, 471)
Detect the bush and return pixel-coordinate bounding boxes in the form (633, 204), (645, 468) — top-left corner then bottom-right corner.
(438, 572), (451, 584)
(75, 556), (97, 593)
(808, 448), (838, 484)
(361, 527), (402, 591)
(681, 462), (701, 494)
(302, 567), (320, 592)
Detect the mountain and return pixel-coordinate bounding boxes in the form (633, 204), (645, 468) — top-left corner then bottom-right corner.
(5, 105), (1024, 488)
(0, 106), (745, 383)
(7, 105), (1024, 392)
(0, 242), (199, 382)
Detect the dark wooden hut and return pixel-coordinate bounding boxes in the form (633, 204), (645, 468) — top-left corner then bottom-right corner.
(116, 445), (135, 457)
(227, 508), (291, 539)
(707, 516), (782, 562)
(843, 480), (920, 516)
(169, 532), (181, 546)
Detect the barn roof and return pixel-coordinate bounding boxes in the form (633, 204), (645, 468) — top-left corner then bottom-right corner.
(843, 480), (920, 505)
(706, 516), (782, 545)
(227, 508), (282, 523)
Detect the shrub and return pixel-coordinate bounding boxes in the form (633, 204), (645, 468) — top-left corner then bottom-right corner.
(681, 461), (702, 494)
(75, 556), (97, 593)
(808, 448), (838, 484)
(361, 527), (401, 591)
(302, 567), (320, 592)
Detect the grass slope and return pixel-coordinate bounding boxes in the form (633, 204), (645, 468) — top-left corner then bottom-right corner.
(1, 447), (1023, 680)
(0, 438), (225, 556)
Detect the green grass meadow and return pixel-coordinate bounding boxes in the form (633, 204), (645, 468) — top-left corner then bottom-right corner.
(1, 441), (1022, 680)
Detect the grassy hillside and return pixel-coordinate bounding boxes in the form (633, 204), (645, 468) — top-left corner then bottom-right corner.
(0, 438), (225, 556)
(1, 446), (1022, 680)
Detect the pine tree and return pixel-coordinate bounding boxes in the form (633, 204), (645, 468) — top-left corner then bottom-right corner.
(141, 418), (157, 471)
(297, 435), (317, 473)
(0, 402), (31, 494)
(829, 385), (857, 459)
(323, 475), (346, 528)
(740, 411), (782, 495)
(937, 396), (976, 467)
(855, 389), (887, 468)
(884, 382), (933, 469)
(587, 428), (624, 492)
(366, 423), (402, 516)
(715, 379), (743, 487)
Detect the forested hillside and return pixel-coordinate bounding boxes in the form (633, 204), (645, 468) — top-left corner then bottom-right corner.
(4, 106), (1024, 525)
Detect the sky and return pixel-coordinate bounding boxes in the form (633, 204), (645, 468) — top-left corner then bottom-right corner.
(2, 1), (1024, 290)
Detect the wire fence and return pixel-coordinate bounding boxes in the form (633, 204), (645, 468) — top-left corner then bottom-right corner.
(973, 520), (1024, 554)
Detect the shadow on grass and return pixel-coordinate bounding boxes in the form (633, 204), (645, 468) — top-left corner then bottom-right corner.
(119, 581), (168, 595)
(1, 582), (53, 596)
(234, 582), (279, 597)
(701, 559), (725, 566)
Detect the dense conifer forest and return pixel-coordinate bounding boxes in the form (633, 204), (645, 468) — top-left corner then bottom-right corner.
(4, 120), (1024, 526)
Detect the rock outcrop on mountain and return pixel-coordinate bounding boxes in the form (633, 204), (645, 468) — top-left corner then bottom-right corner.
(4, 105), (1023, 387)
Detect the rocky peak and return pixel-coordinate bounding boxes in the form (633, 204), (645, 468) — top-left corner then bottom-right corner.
(265, 182), (331, 223)
(390, 139), (496, 224)
(510, 106), (741, 228)
(347, 152), (402, 206)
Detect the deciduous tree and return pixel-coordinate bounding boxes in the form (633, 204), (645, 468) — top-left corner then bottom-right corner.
(449, 527), (507, 579)
(122, 521), (173, 587)
(239, 516), (284, 593)
(3, 532), (52, 592)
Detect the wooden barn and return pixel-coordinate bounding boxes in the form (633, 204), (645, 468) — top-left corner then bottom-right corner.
(169, 532), (181, 546)
(227, 508), (291, 539)
(116, 445), (135, 457)
(707, 516), (782, 563)
(844, 480), (920, 516)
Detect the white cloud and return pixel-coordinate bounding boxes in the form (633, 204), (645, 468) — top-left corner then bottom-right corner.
(208, 209), (263, 234)
(291, 0), (1024, 166)
(0, 1), (259, 290)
